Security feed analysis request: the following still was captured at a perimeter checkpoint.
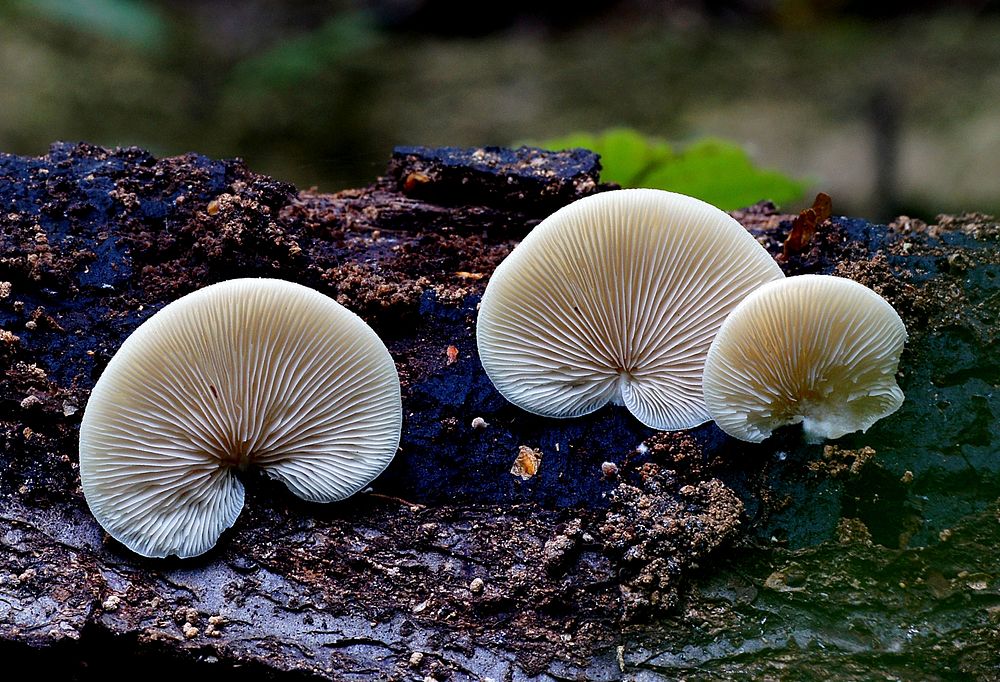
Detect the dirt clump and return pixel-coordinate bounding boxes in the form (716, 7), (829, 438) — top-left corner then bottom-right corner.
(808, 444), (878, 479)
(320, 262), (429, 329)
(600, 464), (744, 620)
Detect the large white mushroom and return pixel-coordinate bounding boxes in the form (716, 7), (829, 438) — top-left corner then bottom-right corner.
(79, 278), (402, 558)
(476, 188), (784, 430)
(702, 274), (907, 443)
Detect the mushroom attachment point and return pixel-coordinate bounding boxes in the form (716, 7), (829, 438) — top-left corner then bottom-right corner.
(702, 274), (907, 443)
(476, 188), (784, 430)
(79, 278), (402, 558)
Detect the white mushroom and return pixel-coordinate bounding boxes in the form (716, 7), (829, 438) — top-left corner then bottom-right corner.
(702, 274), (907, 443)
(476, 188), (784, 430)
(79, 278), (402, 558)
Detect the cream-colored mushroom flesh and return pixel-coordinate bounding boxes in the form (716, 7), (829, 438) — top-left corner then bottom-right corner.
(703, 274), (907, 443)
(476, 188), (785, 430)
(79, 278), (402, 558)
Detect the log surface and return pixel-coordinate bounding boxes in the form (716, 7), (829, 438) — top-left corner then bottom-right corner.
(1, 143), (997, 680)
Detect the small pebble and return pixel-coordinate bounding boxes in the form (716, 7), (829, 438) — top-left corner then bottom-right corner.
(409, 651), (423, 667)
(601, 461), (619, 478)
(469, 577), (484, 594)
(182, 623), (199, 639)
(102, 595), (122, 611)
(471, 417), (488, 430)
(19, 395), (41, 409)
(205, 615), (226, 637)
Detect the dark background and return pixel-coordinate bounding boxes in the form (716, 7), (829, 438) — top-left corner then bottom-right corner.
(2, 0), (998, 219)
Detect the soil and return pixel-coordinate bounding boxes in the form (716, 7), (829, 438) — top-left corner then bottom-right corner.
(0, 142), (997, 680)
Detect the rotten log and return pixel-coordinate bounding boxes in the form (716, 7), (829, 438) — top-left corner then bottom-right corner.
(1, 143), (997, 680)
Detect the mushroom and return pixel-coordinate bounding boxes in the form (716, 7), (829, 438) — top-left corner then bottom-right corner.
(476, 188), (784, 430)
(79, 278), (402, 558)
(702, 274), (907, 443)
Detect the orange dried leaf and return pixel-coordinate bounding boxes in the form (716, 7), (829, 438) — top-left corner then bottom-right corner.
(782, 192), (832, 258)
(510, 446), (542, 480)
(403, 172), (431, 193)
(446, 345), (459, 365)
(812, 192), (832, 223)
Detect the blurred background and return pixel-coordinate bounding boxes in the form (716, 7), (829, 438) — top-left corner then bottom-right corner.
(1, 0), (998, 220)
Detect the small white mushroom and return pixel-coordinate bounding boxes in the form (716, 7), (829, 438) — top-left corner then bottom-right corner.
(79, 278), (402, 558)
(476, 189), (784, 430)
(702, 274), (907, 443)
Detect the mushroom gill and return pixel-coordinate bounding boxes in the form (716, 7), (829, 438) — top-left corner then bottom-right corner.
(79, 278), (402, 558)
(702, 274), (907, 443)
(476, 188), (785, 430)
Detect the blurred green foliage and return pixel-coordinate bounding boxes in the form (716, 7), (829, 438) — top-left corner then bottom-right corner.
(537, 128), (808, 210)
(230, 13), (379, 89)
(10, 0), (166, 48)
(1, 6), (996, 215)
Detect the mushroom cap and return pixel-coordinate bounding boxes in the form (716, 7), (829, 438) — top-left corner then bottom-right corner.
(702, 274), (907, 443)
(476, 188), (785, 430)
(79, 278), (402, 558)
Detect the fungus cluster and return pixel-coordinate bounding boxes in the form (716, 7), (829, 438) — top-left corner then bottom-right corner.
(79, 278), (402, 558)
(477, 188), (906, 443)
(476, 189), (784, 430)
(79, 189), (909, 560)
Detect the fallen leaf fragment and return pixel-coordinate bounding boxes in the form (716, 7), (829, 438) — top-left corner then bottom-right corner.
(782, 191), (832, 258)
(511, 445), (542, 480)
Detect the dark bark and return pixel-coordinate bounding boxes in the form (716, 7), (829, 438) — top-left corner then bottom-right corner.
(0, 142), (997, 680)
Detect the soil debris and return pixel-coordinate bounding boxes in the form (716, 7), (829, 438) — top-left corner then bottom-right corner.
(808, 444), (878, 478)
(600, 464), (743, 619)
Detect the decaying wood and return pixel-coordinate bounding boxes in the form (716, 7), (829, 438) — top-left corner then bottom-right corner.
(1, 143), (997, 680)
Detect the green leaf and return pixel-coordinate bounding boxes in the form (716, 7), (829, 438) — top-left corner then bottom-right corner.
(534, 129), (807, 210)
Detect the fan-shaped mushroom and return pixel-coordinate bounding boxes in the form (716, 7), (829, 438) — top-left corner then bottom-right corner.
(79, 278), (402, 558)
(476, 188), (784, 430)
(702, 274), (907, 443)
